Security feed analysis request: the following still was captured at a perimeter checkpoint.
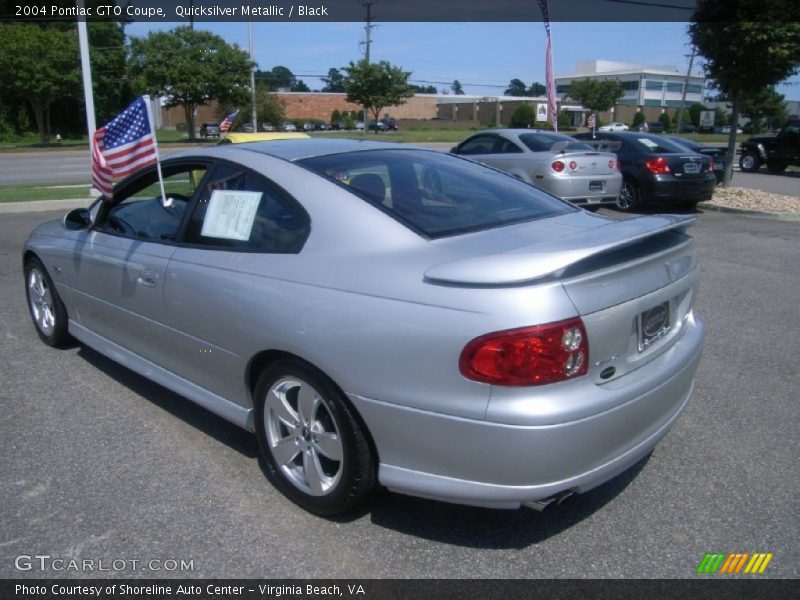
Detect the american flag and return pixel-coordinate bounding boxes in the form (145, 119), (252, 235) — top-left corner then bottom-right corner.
(587, 113), (596, 129)
(538, 0), (558, 131)
(220, 110), (240, 133)
(92, 96), (158, 199)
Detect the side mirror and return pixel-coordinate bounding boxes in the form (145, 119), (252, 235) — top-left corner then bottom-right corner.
(62, 207), (92, 231)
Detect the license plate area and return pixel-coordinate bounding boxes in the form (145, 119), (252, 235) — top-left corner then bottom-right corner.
(589, 180), (603, 191)
(638, 301), (671, 351)
(683, 162), (700, 174)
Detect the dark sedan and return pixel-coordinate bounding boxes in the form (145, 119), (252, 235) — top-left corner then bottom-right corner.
(574, 132), (716, 211)
(667, 136), (727, 184)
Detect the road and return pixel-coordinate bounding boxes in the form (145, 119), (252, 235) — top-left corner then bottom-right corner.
(2, 146), (799, 198)
(1, 209), (798, 579)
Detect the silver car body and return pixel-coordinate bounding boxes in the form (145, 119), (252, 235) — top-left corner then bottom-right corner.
(24, 139), (703, 510)
(452, 129), (622, 207)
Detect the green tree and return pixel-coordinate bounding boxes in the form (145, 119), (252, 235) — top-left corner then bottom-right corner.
(631, 111), (646, 130)
(659, 111), (672, 132)
(510, 104), (535, 128)
(451, 80), (465, 95)
(260, 66), (297, 90)
(322, 68), (346, 93)
(331, 109), (342, 124)
(566, 79), (624, 112)
(557, 109), (572, 129)
(529, 82), (547, 97)
(410, 84), (437, 94)
(342, 60), (414, 128)
(688, 102), (707, 127)
(220, 82), (285, 129)
(0, 24), (79, 144)
(689, 0), (800, 184)
(504, 78), (528, 96)
(291, 80), (310, 92)
(741, 87), (787, 133)
(129, 26), (252, 140)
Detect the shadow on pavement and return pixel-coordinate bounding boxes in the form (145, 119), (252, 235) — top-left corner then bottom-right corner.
(76, 344), (258, 459)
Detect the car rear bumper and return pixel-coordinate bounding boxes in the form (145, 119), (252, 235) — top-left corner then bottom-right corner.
(350, 313), (704, 509)
(544, 174), (622, 205)
(643, 175), (716, 203)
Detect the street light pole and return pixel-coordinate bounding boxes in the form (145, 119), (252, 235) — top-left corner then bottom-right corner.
(76, 0), (96, 189)
(676, 46), (696, 133)
(361, 0), (376, 135)
(249, 20), (257, 132)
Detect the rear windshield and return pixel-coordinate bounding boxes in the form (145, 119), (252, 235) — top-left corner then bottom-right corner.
(518, 132), (593, 152)
(632, 135), (693, 154)
(299, 149), (574, 238)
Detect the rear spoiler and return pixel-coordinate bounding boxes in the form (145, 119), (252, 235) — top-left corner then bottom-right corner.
(424, 214), (696, 286)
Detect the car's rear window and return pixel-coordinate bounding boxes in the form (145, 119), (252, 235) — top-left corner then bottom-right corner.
(519, 133), (593, 152)
(298, 149), (574, 238)
(633, 135), (692, 154)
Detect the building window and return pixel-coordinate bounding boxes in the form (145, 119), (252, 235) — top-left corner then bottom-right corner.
(686, 84), (702, 94)
(620, 81), (639, 91)
(665, 100), (686, 108)
(666, 82), (683, 93)
(617, 98), (637, 105)
(644, 99), (662, 107)
(645, 80), (664, 91)
(556, 84), (570, 94)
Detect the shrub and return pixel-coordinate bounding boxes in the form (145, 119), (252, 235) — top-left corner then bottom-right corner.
(659, 112), (672, 132)
(510, 103), (535, 128)
(331, 109), (341, 123)
(631, 111), (646, 130)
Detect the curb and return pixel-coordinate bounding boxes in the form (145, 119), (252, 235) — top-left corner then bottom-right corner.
(0, 198), (94, 214)
(697, 202), (800, 221)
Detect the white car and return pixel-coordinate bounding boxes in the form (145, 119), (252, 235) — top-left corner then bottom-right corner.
(599, 122), (629, 132)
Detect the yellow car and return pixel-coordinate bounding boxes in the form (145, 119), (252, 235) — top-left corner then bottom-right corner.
(217, 132), (310, 144)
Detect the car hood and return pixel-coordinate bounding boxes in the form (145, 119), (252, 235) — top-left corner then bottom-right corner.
(426, 212), (695, 285)
(744, 134), (777, 144)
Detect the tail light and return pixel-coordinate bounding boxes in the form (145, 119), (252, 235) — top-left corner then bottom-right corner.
(568, 160), (578, 170)
(645, 157), (671, 174)
(609, 159), (621, 171)
(459, 317), (589, 386)
(551, 160), (565, 173)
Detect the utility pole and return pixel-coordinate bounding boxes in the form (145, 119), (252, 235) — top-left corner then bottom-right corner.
(361, 0), (376, 135)
(249, 20), (257, 132)
(76, 0), (97, 190)
(675, 46), (696, 133)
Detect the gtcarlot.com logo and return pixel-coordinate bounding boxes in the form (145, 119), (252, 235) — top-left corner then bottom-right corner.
(696, 552), (773, 575)
(14, 554), (194, 572)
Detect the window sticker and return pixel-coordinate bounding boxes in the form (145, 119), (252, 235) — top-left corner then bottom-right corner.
(201, 190), (262, 241)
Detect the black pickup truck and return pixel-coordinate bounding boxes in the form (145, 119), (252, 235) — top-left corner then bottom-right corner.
(739, 116), (800, 173)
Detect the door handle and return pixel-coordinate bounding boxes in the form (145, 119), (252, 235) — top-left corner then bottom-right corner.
(136, 270), (157, 288)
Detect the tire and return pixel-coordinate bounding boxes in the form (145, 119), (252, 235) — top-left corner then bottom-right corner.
(739, 151), (761, 172)
(766, 161), (787, 174)
(24, 256), (71, 347)
(254, 359), (377, 515)
(616, 179), (641, 212)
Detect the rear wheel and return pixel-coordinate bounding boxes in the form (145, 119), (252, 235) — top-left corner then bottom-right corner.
(24, 257), (71, 347)
(739, 151), (761, 172)
(254, 359), (377, 515)
(616, 179), (641, 212)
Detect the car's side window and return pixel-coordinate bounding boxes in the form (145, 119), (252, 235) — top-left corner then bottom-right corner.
(456, 135), (498, 155)
(492, 138), (524, 154)
(183, 164), (308, 253)
(96, 166), (207, 242)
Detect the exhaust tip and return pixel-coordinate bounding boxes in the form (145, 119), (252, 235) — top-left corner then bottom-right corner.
(524, 490), (576, 511)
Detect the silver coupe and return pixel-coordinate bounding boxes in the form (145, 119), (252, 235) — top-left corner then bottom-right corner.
(451, 129), (623, 208)
(23, 139), (704, 515)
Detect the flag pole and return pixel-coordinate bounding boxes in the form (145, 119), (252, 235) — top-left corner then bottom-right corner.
(144, 95), (168, 204)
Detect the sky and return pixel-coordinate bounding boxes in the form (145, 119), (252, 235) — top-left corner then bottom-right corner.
(126, 21), (800, 100)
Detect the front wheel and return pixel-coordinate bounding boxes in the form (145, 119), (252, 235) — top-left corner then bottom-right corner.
(739, 151), (761, 172)
(254, 359), (377, 515)
(24, 257), (71, 347)
(616, 179), (641, 212)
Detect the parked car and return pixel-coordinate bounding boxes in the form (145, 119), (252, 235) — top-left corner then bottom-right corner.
(451, 129), (622, 209)
(25, 139), (704, 515)
(678, 123), (697, 133)
(354, 120), (365, 131)
(302, 122), (316, 132)
(739, 116), (800, 173)
(261, 123), (276, 132)
(217, 132), (310, 145)
(715, 126), (743, 134)
(574, 131), (716, 211)
(316, 122), (330, 131)
(282, 122), (297, 132)
(667, 136), (727, 184)
(598, 122), (629, 132)
(383, 118), (399, 131)
(234, 123), (254, 133)
(199, 122), (220, 139)
(369, 120), (388, 132)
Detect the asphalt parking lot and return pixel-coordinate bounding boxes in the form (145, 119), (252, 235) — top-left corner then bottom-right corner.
(0, 208), (797, 579)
